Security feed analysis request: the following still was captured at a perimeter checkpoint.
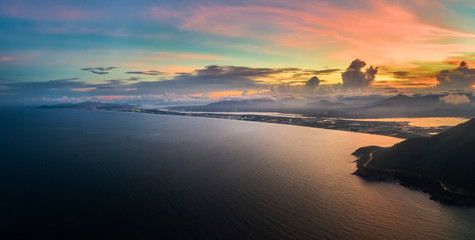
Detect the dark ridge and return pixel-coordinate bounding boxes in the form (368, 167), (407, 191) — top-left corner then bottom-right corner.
(353, 118), (475, 206)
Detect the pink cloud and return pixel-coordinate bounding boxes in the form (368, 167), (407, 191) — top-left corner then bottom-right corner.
(1, 57), (13, 62)
(71, 87), (96, 92)
(145, 7), (180, 20)
(155, 0), (475, 64)
(161, 66), (199, 74)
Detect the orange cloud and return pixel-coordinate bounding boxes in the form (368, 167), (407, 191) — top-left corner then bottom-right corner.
(162, 66), (199, 74)
(71, 87), (96, 92)
(207, 90), (270, 98)
(374, 76), (438, 88)
(171, 0), (475, 64)
(208, 91), (244, 98)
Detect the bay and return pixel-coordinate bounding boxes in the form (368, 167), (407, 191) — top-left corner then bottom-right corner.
(1, 108), (474, 239)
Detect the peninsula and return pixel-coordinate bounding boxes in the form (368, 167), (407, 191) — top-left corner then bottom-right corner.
(353, 118), (475, 206)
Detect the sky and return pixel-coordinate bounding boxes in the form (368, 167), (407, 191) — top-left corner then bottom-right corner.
(0, 0), (475, 104)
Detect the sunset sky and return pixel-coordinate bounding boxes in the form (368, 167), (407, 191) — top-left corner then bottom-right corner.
(1, 0), (475, 104)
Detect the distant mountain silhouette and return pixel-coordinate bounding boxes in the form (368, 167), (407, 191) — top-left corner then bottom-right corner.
(171, 98), (283, 112)
(354, 118), (475, 205)
(306, 100), (347, 109)
(360, 94), (475, 117)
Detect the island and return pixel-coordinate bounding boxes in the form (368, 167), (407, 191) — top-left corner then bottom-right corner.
(353, 118), (475, 206)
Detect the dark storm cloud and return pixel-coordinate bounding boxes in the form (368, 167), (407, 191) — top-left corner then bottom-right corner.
(341, 59), (378, 88)
(125, 70), (165, 76)
(436, 61), (475, 90)
(81, 67), (116, 74)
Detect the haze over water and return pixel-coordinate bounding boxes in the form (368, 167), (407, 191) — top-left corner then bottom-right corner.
(1, 108), (475, 239)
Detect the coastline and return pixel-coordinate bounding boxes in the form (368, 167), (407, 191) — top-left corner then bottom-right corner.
(352, 146), (475, 207)
(36, 105), (475, 207)
(37, 105), (454, 139)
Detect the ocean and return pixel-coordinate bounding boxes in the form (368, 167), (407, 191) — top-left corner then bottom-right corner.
(1, 108), (475, 239)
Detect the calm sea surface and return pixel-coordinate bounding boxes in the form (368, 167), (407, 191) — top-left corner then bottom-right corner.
(1, 108), (475, 239)
(344, 117), (469, 127)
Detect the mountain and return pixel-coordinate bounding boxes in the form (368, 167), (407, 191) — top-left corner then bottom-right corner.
(170, 93), (475, 118)
(361, 94), (475, 117)
(306, 100), (347, 109)
(353, 118), (475, 205)
(170, 98), (283, 112)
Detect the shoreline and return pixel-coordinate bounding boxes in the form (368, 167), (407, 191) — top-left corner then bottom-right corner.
(37, 105), (455, 139)
(33, 106), (475, 206)
(352, 146), (475, 207)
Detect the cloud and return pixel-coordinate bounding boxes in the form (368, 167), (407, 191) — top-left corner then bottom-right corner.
(365, 66), (378, 83)
(0, 62), (403, 104)
(341, 59), (378, 88)
(193, 65), (296, 78)
(125, 70), (165, 76)
(136, 65), (328, 91)
(12, 78), (84, 90)
(72, 87), (96, 92)
(291, 68), (340, 79)
(1, 57), (13, 62)
(1, 77), (142, 100)
(81, 67), (116, 75)
(439, 94), (471, 105)
(4, 65), (338, 99)
(157, 1), (475, 64)
(305, 76), (320, 88)
(2, 65), (335, 103)
(313, 69), (341, 75)
(436, 61), (475, 90)
(129, 65), (281, 92)
(392, 71), (410, 79)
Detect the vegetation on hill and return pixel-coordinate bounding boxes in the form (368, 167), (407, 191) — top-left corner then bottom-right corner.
(369, 118), (475, 191)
